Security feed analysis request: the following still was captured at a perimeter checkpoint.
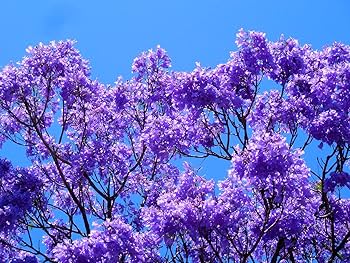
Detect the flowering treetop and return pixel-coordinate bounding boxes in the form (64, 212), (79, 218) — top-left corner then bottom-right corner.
(0, 30), (350, 262)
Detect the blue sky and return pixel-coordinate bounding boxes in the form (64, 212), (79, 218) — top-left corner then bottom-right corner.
(1, 1), (350, 179)
(1, 1), (350, 83)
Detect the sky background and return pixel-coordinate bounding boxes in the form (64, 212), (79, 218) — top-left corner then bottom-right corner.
(1, 0), (350, 180)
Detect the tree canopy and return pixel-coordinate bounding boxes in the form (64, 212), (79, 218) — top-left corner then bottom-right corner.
(0, 30), (350, 262)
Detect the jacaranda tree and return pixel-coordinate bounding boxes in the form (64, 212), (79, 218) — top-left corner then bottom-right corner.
(0, 30), (350, 262)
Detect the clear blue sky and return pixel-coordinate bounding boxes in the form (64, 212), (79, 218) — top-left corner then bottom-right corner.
(1, 1), (350, 179)
(1, 1), (350, 83)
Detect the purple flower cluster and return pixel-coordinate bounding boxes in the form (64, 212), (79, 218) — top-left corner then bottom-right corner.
(0, 159), (43, 261)
(52, 216), (157, 262)
(0, 159), (42, 234)
(324, 172), (350, 193)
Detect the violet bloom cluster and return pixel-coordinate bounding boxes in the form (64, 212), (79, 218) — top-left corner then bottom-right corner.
(0, 31), (350, 262)
(0, 159), (43, 262)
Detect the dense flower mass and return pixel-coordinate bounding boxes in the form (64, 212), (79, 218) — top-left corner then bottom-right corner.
(0, 31), (350, 262)
(0, 159), (43, 234)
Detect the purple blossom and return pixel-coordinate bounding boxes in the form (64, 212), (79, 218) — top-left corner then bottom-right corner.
(324, 172), (350, 192)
